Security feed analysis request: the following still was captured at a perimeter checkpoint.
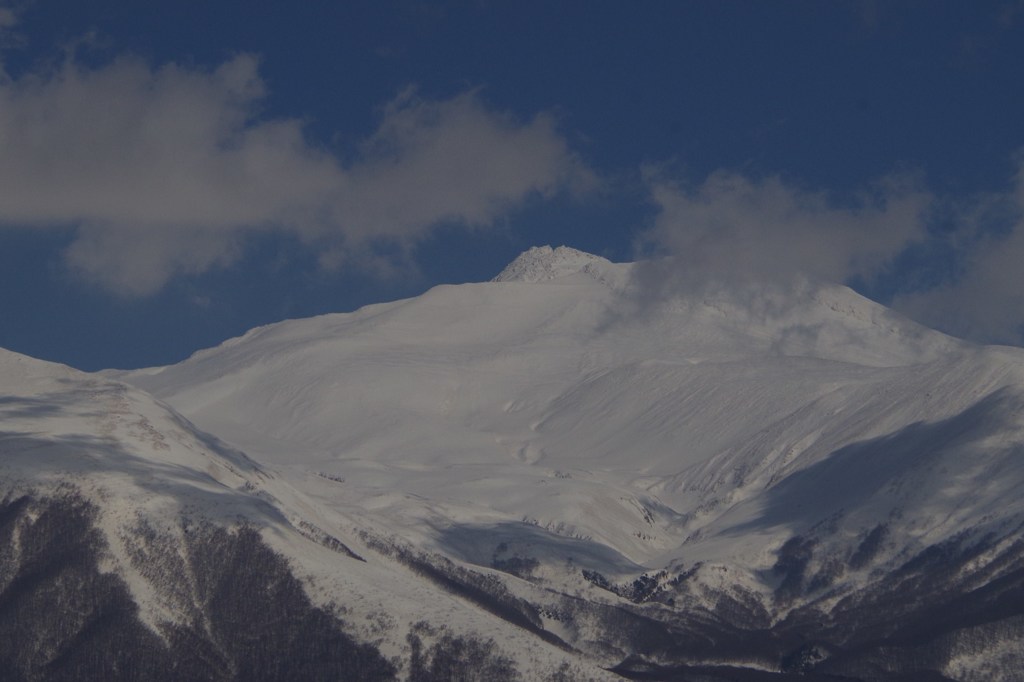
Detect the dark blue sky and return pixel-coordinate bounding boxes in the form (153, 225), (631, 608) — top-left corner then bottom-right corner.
(1, 1), (1023, 369)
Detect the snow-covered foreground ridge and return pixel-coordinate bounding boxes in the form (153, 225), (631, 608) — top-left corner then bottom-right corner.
(5, 245), (1024, 679)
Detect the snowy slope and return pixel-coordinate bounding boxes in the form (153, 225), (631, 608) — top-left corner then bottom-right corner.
(0, 346), (609, 681)
(112, 245), (1022, 576)
(29, 244), (1024, 679)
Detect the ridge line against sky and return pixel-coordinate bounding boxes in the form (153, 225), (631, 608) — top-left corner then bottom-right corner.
(0, 1), (1022, 370)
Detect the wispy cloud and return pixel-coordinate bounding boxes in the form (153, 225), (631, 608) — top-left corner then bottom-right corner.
(891, 157), (1024, 345)
(0, 7), (16, 29)
(635, 156), (1024, 347)
(0, 53), (593, 295)
(635, 168), (930, 294)
(1000, 0), (1024, 28)
(321, 86), (596, 273)
(0, 2), (24, 51)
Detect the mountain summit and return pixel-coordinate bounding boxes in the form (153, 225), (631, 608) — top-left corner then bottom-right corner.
(492, 244), (617, 283)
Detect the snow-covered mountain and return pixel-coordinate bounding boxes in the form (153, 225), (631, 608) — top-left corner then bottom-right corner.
(6, 245), (1024, 680)
(0, 343), (601, 680)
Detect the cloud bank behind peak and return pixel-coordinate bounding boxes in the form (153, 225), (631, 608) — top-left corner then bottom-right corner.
(634, 157), (1024, 347)
(0, 53), (594, 296)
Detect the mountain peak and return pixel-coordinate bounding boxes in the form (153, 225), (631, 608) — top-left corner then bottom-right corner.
(492, 245), (613, 283)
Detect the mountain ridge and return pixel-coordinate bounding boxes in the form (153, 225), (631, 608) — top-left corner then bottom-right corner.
(6, 246), (1024, 679)
(110, 249), (1024, 573)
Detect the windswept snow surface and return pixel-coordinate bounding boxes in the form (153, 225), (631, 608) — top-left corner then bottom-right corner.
(114, 245), (1024, 588)
(11, 245), (1024, 678)
(0, 346), (608, 680)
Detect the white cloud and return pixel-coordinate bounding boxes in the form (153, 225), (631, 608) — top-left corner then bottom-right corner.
(635, 168), (931, 298)
(636, 158), (1024, 347)
(891, 158), (1024, 344)
(0, 54), (593, 295)
(0, 3), (23, 52)
(63, 226), (242, 298)
(322, 87), (596, 269)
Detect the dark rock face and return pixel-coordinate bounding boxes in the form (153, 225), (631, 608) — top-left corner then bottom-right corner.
(406, 622), (521, 682)
(0, 491), (170, 682)
(602, 529), (1024, 681)
(4, 488), (1024, 681)
(0, 491), (396, 682)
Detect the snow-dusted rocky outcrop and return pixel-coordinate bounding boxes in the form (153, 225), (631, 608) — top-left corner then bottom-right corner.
(492, 244), (615, 283)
